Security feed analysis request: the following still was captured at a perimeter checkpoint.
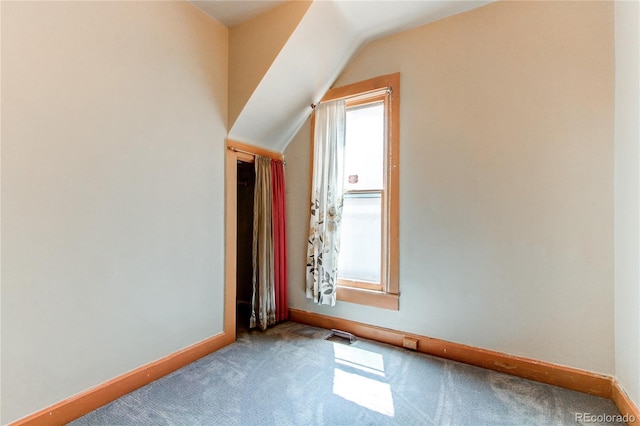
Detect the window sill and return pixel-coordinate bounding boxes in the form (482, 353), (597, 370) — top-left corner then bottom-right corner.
(336, 286), (399, 310)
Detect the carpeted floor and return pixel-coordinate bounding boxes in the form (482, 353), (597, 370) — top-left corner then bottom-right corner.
(70, 322), (623, 425)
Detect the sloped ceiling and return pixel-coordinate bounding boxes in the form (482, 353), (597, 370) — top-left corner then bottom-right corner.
(192, 0), (493, 152)
(191, 1), (288, 27)
(226, 0), (313, 132)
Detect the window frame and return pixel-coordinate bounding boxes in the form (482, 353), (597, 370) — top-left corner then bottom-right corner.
(311, 73), (400, 310)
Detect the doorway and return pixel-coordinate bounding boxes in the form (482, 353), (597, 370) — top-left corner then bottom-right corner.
(236, 160), (255, 332)
(224, 141), (286, 341)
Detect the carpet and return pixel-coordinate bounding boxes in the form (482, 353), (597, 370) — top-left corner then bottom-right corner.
(69, 321), (622, 425)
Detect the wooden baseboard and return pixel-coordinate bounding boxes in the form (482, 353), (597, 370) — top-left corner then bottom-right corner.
(10, 331), (234, 426)
(288, 308), (613, 399)
(613, 380), (640, 426)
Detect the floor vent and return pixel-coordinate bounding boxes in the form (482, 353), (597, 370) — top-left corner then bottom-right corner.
(324, 329), (356, 345)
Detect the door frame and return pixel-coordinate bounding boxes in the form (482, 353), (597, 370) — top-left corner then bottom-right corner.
(224, 139), (284, 341)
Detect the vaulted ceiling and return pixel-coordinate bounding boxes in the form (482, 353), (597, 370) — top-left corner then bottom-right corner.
(191, 0), (493, 152)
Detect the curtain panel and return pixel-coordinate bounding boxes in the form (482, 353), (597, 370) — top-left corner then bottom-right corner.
(271, 160), (289, 322)
(250, 156), (288, 330)
(306, 100), (347, 306)
(251, 157), (276, 330)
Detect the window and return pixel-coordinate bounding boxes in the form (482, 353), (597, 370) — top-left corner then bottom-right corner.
(314, 73), (399, 310)
(338, 101), (384, 289)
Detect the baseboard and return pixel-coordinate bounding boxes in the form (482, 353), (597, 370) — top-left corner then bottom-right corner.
(613, 380), (640, 426)
(288, 308), (612, 399)
(10, 331), (234, 426)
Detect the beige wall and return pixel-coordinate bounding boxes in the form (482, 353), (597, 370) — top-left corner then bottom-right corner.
(286, 1), (615, 374)
(614, 0), (640, 408)
(0, 2), (228, 423)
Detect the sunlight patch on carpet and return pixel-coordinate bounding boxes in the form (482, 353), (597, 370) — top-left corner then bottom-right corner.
(332, 343), (394, 417)
(333, 343), (385, 377)
(332, 368), (395, 417)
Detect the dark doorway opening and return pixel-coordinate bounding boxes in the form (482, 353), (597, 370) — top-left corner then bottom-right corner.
(236, 160), (255, 332)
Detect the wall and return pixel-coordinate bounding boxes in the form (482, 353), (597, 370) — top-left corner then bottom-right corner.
(614, 0), (640, 409)
(0, 2), (228, 423)
(286, 1), (615, 374)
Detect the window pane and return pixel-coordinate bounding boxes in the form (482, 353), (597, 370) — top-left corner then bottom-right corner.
(338, 192), (381, 283)
(344, 102), (384, 191)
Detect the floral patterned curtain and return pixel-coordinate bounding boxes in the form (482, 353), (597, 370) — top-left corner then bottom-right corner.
(306, 100), (346, 306)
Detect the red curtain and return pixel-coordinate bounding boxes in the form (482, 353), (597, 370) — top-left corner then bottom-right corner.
(271, 160), (288, 322)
